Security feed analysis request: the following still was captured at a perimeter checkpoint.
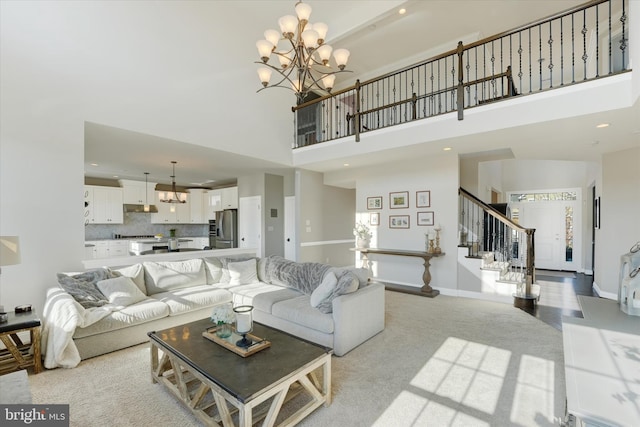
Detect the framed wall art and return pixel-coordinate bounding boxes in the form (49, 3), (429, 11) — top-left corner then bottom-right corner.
(389, 215), (410, 229)
(417, 211), (434, 226)
(370, 212), (380, 226)
(389, 191), (409, 209)
(416, 190), (431, 208)
(367, 196), (383, 210)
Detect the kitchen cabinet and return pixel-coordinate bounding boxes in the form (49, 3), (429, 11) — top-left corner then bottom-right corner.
(221, 186), (238, 209)
(190, 237), (209, 249)
(87, 186), (123, 224)
(208, 186), (237, 214)
(84, 187), (93, 225)
(119, 179), (156, 205)
(151, 191), (190, 224)
(188, 189), (208, 224)
(85, 240), (130, 259)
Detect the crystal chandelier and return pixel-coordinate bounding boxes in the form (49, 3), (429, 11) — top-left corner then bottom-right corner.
(159, 161), (187, 204)
(255, 1), (351, 104)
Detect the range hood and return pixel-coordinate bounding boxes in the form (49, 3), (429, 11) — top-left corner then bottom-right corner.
(123, 204), (159, 213)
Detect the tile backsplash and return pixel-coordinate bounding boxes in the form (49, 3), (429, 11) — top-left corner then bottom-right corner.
(85, 212), (208, 240)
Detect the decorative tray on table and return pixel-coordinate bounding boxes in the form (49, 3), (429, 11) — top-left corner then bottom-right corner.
(203, 326), (271, 357)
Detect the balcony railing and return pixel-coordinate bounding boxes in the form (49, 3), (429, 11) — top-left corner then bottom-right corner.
(293, 0), (630, 148)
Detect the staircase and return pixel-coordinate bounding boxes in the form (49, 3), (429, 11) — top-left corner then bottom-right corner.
(458, 188), (540, 307)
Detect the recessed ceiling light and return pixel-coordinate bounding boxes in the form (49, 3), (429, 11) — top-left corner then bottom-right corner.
(113, 175), (119, 178)
(90, 163), (98, 166)
(443, 147), (452, 151)
(398, 8), (406, 15)
(343, 163), (350, 167)
(596, 123), (610, 128)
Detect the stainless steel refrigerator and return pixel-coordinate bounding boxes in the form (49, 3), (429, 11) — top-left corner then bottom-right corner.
(215, 209), (238, 249)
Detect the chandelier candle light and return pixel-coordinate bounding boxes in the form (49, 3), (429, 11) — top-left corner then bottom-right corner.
(159, 161), (187, 208)
(255, 0), (351, 103)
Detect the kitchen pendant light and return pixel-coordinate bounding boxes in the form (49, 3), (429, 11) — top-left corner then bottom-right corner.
(143, 172), (150, 212)
(160, 161), (187, 204)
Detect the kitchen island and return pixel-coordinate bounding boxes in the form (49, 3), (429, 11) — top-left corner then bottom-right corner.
(82, 247), (255, 269)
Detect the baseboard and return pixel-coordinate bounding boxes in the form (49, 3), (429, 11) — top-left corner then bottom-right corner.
(593, 281), (617, 300)
(584, 269), (593, 276)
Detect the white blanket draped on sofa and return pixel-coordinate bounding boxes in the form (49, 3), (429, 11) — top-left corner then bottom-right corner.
(41, 288), (117, 369)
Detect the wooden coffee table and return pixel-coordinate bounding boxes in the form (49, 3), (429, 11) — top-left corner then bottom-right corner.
(148, 319), (332, 427)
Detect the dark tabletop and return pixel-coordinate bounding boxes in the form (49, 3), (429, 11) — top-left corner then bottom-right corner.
(0, 310), (40, 333)
(148, 319), (330, 403)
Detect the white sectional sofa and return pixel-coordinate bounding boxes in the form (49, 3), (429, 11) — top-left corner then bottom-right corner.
(42, 254), (385, 369)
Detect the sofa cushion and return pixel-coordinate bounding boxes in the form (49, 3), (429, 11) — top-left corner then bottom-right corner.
(110, 263), (146, 294)
(203, 257), (223, 284)
(96, 276), (147, 307)
(271, 295), (334, 334)
(330, 267), (370, 288)
(143, 259), (206, 295)
(316, 271), (359, 314)
(57, 269), (112, 308)
(150, 285), (232, 316)
(72, 298), (169, 338)
(230, 283), (302, 313)
(228, 258), (259, 285)
(310, 271), (338, 308)
(220, 256), (256, 283)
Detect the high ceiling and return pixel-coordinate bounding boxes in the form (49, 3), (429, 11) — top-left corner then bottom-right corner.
(83, 0), (638, 187)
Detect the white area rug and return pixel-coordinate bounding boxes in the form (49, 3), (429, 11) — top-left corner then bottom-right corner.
(30, 291), (566, 426)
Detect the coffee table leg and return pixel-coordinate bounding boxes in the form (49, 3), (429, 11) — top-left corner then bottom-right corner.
(324, 355), (332, 406)
(239, 405), (252, 427)
(150, 343), (158, 384)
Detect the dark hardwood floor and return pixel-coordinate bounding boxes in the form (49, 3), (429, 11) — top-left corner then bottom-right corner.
(521, 270), (596, 330)
(383, 270), (596, 331)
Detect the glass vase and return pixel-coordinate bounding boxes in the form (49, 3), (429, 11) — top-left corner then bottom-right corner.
(215, 323), (232, 338)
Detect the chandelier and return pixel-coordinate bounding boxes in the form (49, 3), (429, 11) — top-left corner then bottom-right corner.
(159, 161), (187, 204)
(255, 0), (351, 104)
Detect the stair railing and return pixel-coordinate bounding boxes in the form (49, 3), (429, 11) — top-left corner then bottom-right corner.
(459, 188), (536, 294)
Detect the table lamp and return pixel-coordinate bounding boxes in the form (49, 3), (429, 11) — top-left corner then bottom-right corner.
(0, 236), (21, 317)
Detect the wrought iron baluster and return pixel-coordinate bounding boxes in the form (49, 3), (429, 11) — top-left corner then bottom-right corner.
(620, 0), (627, 70)
(582, 9), (588, 80)
(572, 12), (576, 83)
(548, 20), (554, 88)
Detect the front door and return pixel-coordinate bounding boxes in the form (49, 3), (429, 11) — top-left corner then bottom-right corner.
(522, 203), (565, 270)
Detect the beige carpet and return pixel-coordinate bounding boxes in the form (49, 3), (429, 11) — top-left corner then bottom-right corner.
(29, 291), (566, 426)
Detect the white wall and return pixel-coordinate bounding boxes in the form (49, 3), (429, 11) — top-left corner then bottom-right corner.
(595, 147), (640, 297)
(352, 154), (459, 291)
(0, 2), (294, 312)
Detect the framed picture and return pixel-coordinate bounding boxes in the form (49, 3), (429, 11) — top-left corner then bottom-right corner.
(389, 215), (410, 229)
(367, 196), (383, 210)
(416, 190), (431, 208)
(417, 211), (435, 226)
(389, 191), (409, 209)
(370, 212), (380, 226)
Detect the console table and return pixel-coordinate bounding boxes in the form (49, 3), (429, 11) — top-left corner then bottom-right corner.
(562, 296), (640, 426)
(352, 248), (444, 297)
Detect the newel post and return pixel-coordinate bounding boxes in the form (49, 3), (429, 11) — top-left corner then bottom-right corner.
(525, 228), (536, 293)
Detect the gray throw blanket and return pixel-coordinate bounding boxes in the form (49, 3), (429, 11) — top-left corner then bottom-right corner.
(57, 268), (116, 308)
(265, 255), (331, 295)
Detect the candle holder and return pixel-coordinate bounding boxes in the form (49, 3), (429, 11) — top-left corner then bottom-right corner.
(428, 239), (436, 253)
(233, 305), (254, 348)
(434, 225), (442, 254)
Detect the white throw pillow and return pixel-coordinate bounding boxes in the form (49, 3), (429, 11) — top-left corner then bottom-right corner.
(97, 276), (147, 307)
(310, 272), (338, 308)
(227, 258), (259, 286)
(143, 259), (206, 294)
(109, 263), (146, 294)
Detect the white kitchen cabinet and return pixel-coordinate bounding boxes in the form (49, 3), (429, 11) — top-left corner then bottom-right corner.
(85, 240), (131, 259)
(119, 179), (156, 205)
(88, 186), (123, 224)
(208, 186), (237, 214)
(151, 191), (190, 224)
(208, 189), (223, 214)
(221, 186), (238, 209)
(191, 237), (209, 249)
(188, 189), (208, 224)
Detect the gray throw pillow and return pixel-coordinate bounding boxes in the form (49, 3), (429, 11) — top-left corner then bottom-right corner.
(316, 271), (359, 314)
